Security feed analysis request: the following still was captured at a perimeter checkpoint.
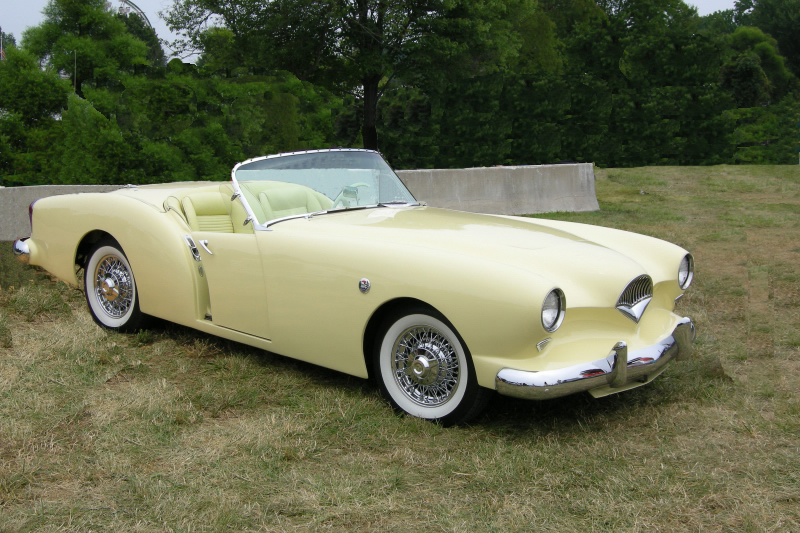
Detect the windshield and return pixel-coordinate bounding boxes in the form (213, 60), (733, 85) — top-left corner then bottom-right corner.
(232, 150), (417, 226)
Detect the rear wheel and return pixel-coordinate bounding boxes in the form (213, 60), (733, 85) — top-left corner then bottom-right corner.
(84, 240), (147, 332)
(374, 308), (490, 425)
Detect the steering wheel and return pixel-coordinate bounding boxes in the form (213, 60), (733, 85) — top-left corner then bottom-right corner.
(331, 182), (370, 209)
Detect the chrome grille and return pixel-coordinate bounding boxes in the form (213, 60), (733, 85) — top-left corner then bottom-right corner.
(617, 275), (653, 308)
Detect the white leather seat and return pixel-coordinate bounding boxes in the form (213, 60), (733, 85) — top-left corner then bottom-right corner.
(181, 192), (234, 233)
(258, 186), (332, 221)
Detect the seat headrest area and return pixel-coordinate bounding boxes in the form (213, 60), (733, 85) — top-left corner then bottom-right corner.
(181, 192), (235, 233)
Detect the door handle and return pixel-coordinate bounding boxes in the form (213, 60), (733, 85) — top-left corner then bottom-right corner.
(199, 239), (213, 255)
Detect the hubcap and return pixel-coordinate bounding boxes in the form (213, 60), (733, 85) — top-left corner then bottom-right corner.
(93, 254), (133, 318)
(392, 326), (460, 407)
(100, 278), (119, 302)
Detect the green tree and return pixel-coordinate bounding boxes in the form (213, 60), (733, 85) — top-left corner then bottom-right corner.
(23, 0), (150, 97)
(1, 30), (16, 50)
(0, 47), (70, 125)
(116, 11), (167, 68)
(111, 63), (340, 182)
(721, 51), (770, 107)
(699, 9), (737, 35)
(195, 27), (240, 77)
(721, 26), (797, 106)
(561, 0), (735, 166)
(736, 0), (800, 77)
(0, 47), (71, 185)
(375, 0), (564, 167)
(165, 0), (448, 150)
(52, 94), (133, 184)
(165, 0), (552, 151)
(539, 0), (605, 39)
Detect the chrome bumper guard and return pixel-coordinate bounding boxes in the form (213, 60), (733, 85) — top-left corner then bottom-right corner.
(496, 317), (695, 400)
(12, 238), (31, 264)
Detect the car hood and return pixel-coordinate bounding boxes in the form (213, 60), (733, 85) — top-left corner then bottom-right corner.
(278, 206), (651, 306)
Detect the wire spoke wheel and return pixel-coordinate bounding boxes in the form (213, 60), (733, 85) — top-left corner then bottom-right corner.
(93, 254), (135, 318)
(392, 325), (460, 407)
(84, 240), (147, 332)
(375, 309), (490, 425)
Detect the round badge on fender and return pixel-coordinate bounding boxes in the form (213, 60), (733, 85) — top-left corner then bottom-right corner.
(359, 278), (371, 293)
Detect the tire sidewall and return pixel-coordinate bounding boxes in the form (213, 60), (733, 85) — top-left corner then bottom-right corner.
(84, 243), (139, 330)
(376, 311), (472, 421)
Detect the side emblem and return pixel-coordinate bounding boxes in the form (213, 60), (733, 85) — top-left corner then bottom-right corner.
(359, 278), (371, 293)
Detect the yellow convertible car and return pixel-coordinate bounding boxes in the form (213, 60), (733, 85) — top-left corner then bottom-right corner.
(13, 149), (695, 424)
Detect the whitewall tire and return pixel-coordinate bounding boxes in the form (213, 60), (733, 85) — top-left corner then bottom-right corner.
(374, 308), (490, 425)
(84, 241), (147, 332)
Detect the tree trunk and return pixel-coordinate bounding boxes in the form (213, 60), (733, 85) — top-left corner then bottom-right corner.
(362, 75), (381, 150)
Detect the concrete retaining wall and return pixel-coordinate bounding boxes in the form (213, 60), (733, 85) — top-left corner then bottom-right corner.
(1, 185), (122, 241)
(0, 164), (599, 240)
(396, 163), (599, 216)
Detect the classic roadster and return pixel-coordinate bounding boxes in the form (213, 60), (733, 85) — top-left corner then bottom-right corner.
(13, 149), (695, 424)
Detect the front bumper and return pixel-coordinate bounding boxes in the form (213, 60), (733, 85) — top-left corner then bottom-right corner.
(12, 238), (31, 264)
(495, 317), (695, 400)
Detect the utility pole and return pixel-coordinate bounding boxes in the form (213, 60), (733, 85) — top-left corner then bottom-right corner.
(74, 50), (77, 93)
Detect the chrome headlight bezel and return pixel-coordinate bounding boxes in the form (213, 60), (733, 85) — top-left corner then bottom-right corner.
(541, 288), (566, 333)
(678, 253), (694, 290)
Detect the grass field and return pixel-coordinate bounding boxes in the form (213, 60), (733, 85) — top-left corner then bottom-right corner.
(1, 165), (799, 532)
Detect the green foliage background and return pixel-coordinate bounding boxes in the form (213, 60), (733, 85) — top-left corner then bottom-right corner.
(0, 0), (798, 186)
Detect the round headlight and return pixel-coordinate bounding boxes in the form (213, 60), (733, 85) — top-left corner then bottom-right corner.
(678, 254), (694, 289)
(541, 289), (566, 332)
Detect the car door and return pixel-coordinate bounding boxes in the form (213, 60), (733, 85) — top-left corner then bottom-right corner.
(192, 231), (271, 339)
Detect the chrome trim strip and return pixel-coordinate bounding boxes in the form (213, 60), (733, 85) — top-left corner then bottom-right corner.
(541, 288), (566, 332)
(231, 149), (380, 175)
(609, 341), (628, 387)
(495, 317), (695, 400)
(615, 275), (653, 323)
(616, 296), (652, 323)
(260, 203), (422, 230)
(228, 178), (260, 231)
(12, 238), (30, 264)
(266, 209), (335, 229)
(536, 338), (551, 352)
(679, 253), (695, 289)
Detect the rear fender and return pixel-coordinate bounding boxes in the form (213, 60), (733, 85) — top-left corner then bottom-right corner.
(30, 193), (199, 325)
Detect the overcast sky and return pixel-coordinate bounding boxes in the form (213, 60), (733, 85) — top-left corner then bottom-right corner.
(1, 0), (182, 55)
(2, 0), (738, 58)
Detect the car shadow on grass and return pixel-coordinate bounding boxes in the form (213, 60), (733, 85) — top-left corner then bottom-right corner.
(2, 244), (732, 437)
(146, 316), (733, 436)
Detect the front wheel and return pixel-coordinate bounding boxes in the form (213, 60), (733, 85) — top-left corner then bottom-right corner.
(84, 240), (147, 332)
(374, 308), (490, 425)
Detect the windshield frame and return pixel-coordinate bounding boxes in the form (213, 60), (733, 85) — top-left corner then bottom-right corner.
(230, 148), (418, 231)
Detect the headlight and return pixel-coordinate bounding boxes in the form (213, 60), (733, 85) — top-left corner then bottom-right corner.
(678, 254), (694, 289)
(541, 289), (566, 332)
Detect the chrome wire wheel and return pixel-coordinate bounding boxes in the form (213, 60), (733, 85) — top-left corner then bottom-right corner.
(376, 310), (489, 424)
(391, 325), (460, 407)
(93, 254), (134, 319)
(84, 241), (146, 332)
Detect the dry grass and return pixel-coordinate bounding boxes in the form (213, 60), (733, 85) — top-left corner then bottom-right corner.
(1, 164), (799, 532)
